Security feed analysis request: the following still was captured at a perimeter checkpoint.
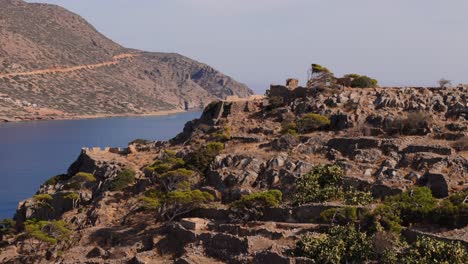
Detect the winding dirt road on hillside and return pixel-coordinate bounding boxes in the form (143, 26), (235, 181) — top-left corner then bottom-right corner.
(0, 53), (138, 78)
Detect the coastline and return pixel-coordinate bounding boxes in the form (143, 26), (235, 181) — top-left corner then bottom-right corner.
(0, 108), (192, 123)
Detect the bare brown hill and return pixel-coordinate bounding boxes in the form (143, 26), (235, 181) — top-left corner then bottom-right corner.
(0, 0), (252, 121)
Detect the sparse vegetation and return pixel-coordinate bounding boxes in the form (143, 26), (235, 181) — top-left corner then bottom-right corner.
(280, 121), (298, 136)
(344, 188), (374, 206)
(44, 174), (71, 186)
(109, 169), (136, 191)
(395, 236), (467, 264)
(0, 218), (16, 240)
(211, 126), (231, 142)
(184, 142), (224, 173)
(295, 225), (373, 264)
(388, 112), (432, 135)
(268, 96), (285, 109)
(24, 219), (71, 246)
(320, 207), (359, 225)
(296, 113), (330, 133)
(293, 164), (344, 205)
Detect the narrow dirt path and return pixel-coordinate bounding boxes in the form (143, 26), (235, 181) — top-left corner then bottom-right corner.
(0, 53), (138, 78)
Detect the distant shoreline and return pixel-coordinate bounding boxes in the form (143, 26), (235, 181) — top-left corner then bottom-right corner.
(0, 108), (197, 123)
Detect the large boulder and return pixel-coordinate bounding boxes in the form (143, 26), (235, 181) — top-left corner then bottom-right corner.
(207, 154), (264, 190)
(418, 172), (450, 198)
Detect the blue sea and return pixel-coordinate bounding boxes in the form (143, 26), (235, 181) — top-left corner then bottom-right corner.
(0, 111), (201, 219)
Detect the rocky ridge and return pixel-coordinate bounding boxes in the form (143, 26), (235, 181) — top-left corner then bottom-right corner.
(0, 83), (467, 263)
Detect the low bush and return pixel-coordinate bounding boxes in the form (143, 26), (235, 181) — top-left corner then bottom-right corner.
(184, 142), (224, 173)
(363, 204), (402, 234)
(211, 126), (231, 142)
(398, 236), (467, 264)
(296, 113), (330, 133)
(293, 164), (344, 205)
(295, 225), (373, 264)
(109, 169), (136, 191)
(230, 190), (282, 221)
(0, 218), (16, 239)
(388, 112), (432, 135)
(350, 75), (378, 88)
(129, 139), (152, 145)
(24, 219), (71, 245)
(384, 187), (437, 225)
(63, 192), (79, 201)
(280, 122), (298, 136)
(432, 190), (468, 227)
(344, 188), (374, 206)
(33, 194), (53, 203)
(320, 207), (358, 225)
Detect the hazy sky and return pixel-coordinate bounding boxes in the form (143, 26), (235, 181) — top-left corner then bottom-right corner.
(28, 0), (468, 93)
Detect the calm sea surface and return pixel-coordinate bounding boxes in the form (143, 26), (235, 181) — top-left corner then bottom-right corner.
(0, 111), (201, 219)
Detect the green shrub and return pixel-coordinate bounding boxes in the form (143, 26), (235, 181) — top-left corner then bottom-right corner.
(230, 190), (282, 221)
(73, 172), (96, 182)
(320, 207), (358, 225)
(363, 205), (402, 234)
(33, 194), (53, 203)
(293, 164), (344, 205)
(63, 182), (81, 191)
(297, 113), (330, 133)
(0, 218), (16, 238)
(384, 187), (437, 224)
(185, 142), (224, 173)
(350, 75), (378, 88)
(432, 190), (468, 227)
(211, 126), (231, 142)
(295, 225), (373, 264)
(280, 122), (298, 136)
(399, 236), (467, 264)
(24, 219), (71, 245)
(344, 188), (374, 206)
(63, 192), (79, 201)
(109, 169), (136, 191)
(129, 138), (152, 145)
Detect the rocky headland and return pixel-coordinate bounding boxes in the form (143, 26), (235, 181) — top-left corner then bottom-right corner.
(0, 74), (467, 263)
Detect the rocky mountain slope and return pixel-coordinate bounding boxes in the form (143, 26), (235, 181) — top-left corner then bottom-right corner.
(0, 0), (252, 121)
(0, 79), (467, 263)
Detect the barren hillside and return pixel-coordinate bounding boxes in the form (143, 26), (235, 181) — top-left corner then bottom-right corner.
(0, 0), (252, 121)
